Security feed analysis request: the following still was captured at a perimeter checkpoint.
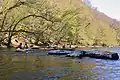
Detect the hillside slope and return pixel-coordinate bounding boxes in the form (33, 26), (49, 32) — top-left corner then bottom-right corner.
(48, 0), (118, 46)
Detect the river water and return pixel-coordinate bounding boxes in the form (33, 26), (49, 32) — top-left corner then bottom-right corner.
(0, 47), (120, 80)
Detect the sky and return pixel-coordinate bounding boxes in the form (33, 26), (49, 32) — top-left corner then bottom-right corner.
(89, 0), (120, 20)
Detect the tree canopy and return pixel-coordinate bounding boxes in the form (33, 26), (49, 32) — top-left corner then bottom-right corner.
(0, 0), (120, 48)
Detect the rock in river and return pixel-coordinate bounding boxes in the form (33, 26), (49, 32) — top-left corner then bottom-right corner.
(48, 48), (75, 55)
(66, 50), (119, 60)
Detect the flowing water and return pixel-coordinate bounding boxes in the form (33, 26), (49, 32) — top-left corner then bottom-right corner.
(0, 47), (120, 80)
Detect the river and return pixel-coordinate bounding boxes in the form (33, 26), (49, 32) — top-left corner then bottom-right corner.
(0, 47), (120, 80)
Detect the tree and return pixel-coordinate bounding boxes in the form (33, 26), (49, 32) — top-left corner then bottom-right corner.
(0, 0), (59, 48)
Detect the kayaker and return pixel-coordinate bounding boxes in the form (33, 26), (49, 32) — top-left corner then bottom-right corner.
(63, 44), (65, 48)
(17, 43), (23, 49)
(24, 42), (28, 49)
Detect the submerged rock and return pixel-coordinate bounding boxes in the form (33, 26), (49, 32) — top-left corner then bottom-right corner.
(66, 50), (86, 58)
(48, 48), (75, 55)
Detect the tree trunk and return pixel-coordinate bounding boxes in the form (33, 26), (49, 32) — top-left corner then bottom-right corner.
(7, 37), (11, 48)
(7, 29), (12, 48)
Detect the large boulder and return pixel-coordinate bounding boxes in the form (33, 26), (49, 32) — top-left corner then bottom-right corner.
(85, 50), (119, 60)
(66, 50), (119, 60)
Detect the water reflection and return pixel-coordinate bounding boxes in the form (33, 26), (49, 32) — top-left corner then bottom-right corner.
(0, 48), (120, 80)
(0, 52), (96, 80)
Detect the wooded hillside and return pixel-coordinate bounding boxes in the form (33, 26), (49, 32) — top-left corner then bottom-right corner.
(0, 0), (120, 48)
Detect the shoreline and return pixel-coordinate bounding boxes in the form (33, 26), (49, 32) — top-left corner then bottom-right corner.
(0, 46), (120, 51)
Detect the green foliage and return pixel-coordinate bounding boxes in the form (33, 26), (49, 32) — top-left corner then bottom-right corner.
(0, 0), (119, 47)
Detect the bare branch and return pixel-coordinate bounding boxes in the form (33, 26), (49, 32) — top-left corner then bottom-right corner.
(0, 12), (8, 30)
(0, 0), (27, 15)
(0, 29), (43, 34)
(12, 14), (54, 33)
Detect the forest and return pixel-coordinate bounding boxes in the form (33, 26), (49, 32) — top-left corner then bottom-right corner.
(0, 0), (120, 48)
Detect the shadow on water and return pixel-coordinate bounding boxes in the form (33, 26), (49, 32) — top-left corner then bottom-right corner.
(0, 48), (120, 80)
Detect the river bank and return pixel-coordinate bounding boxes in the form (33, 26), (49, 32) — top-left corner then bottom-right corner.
(1, 45), (120, 51)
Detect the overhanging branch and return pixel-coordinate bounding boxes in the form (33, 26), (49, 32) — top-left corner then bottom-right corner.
(0, 29), (45, 34)
(12, 14), (54, 32)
